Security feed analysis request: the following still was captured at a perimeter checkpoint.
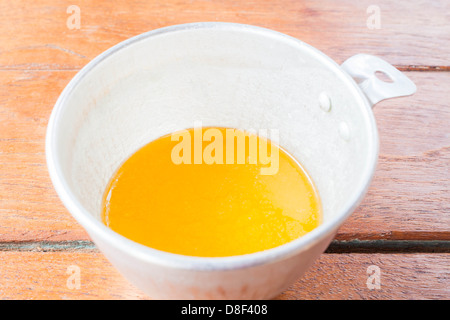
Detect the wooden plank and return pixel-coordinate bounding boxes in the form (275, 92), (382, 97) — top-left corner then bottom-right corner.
(0, 250), (147, 299)
(0, 70), (449, 241)
(0, 70), (89, 241)
(0, 251), (447, 299)
(277, 253), (450, 300)
(0, 0), (448, 70)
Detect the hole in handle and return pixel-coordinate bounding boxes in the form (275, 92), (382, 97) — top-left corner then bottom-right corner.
(374, 70), (394, 83)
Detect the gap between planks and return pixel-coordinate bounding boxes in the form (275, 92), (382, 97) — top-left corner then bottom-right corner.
(0, 240), (449, 253)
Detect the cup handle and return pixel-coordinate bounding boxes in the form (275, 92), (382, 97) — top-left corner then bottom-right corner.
(341, 54), (416, 107)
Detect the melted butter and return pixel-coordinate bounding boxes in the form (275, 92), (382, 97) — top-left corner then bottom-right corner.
(102, 127), (322, 257)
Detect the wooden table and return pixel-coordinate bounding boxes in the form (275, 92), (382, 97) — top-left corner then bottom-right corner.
(1, 0), (449, 299)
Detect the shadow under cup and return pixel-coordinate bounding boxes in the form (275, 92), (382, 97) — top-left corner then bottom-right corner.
(47, 23), (378, 299)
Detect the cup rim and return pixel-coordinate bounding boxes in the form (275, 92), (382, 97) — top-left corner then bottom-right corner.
(46, 22), (379, 271)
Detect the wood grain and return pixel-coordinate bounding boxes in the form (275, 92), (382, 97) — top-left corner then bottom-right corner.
(0, 0), (448, 70)
(0, 70), (88, 241)
(1, 71), (448, 242)
(0, 251), (447, 299)
(0, 250), (147, 299)
(277, 253), (450, 300)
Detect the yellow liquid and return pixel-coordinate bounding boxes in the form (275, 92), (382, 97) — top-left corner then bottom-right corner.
(102, 127), (321, 257)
